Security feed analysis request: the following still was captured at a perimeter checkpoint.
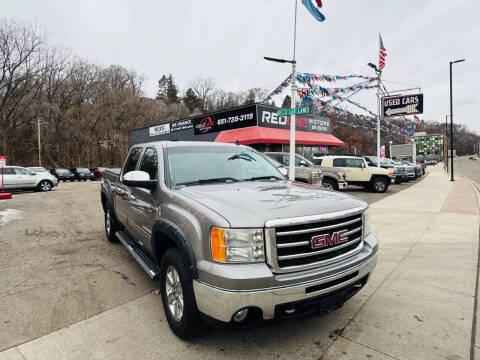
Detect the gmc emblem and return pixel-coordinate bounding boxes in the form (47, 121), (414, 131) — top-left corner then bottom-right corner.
(311, 230), (349, 249)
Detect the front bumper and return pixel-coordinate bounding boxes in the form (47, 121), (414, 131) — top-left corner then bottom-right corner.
(194, 234), (378, 322)
(338, 181), (348, 190)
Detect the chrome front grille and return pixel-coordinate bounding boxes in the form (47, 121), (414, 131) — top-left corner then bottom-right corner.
(265, 208), (365, 273)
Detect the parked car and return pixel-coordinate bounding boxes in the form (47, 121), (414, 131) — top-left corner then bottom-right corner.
(362, 156), (407, 184)
(263, 152), (323, 186)
(320, 156), (392, 192)
(1, 166), (58, 192)
(70, 167), (95, 181)
(92, 167), (106, 180)
(101, 142), (377, 338)
(401, 161), (423, 178)
(426, 160), (438, 166)
(27, 166), (49, 174)
(50, 168), (75, 182)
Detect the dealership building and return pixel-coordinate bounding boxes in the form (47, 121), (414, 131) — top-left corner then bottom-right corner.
(132, 104), (345, 158)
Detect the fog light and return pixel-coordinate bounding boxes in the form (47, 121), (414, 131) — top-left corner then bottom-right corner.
(233, 308), (249, 323)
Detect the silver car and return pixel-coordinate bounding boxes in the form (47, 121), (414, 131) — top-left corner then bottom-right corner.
(2, 166), (58, 191)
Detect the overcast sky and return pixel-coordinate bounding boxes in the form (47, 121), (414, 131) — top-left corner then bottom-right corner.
(1, 0), (478, 132)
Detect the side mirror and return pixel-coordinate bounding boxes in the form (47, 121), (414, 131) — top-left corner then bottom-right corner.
(361, 163), (366, 168)
(278, 167), (288, 177)
(123, 171), (157, 190)
(31, 173), (36, 176)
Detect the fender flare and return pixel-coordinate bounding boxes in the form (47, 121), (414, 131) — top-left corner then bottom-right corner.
(151, 219), (198, 278)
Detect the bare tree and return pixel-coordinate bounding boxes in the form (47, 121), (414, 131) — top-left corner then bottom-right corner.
(190, 77), (215, 111)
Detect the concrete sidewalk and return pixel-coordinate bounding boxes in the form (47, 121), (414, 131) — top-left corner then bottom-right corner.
(1, 166), (479, 360)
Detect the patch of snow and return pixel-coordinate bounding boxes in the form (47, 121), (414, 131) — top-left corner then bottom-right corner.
(0, 209), (24, 226)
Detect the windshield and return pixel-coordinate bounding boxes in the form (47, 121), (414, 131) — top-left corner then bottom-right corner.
(77, 168), (90, 173)
(58, 169), (70, 174)
(167, 146), (283, 186)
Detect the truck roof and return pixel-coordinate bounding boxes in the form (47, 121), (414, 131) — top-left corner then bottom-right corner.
(133, 140), (250, 149)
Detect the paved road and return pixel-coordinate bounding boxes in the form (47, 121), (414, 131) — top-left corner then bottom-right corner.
(454, 156), (480, 185)
(0, 175), (426, 358)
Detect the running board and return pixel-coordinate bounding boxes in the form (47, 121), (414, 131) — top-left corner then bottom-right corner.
(116, 231), (160, 281)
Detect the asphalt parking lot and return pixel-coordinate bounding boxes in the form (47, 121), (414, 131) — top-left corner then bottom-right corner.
(0, 176), (425, 352)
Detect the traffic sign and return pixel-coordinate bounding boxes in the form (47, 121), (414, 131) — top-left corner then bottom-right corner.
(277, 107), (310, 116)
(383, 93), (423, 117)
(0, 156), (5, 168)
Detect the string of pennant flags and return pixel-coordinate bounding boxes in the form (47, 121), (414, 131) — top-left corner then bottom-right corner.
(262, 72), (417, 137)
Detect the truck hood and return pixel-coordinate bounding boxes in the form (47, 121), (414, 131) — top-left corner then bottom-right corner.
(177, 181), (366, 227)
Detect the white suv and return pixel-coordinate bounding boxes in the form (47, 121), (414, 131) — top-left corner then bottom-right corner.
(2, 166), (58, 192)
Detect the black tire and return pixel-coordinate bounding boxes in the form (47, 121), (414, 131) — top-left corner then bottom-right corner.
(37, 180), (53, 192)
(104, 203), (120, 243)
(322, 178), (338, 191)
(371, 177), (388, 193)
(160, 248), (203, 339)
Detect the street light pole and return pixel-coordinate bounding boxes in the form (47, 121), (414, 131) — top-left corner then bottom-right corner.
(368, 63), (381, 167)
(449, 58), (465, 182)
(445, 115), (449, 172)
(264, 0), (298, 181)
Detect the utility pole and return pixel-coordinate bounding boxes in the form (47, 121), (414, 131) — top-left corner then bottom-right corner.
(449, 58), (465, 182)
(37, 117), (41, 166)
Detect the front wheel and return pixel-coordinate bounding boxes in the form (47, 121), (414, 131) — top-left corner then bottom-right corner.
(160, 248), (203, 339)
(322, 178), (338, 191)
(372, 177), (388, 193)
(37, 180), (53, 192)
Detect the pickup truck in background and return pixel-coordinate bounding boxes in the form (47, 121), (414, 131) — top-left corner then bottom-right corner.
(319, 155), (392, 193)
(264, 152), (347, 191)
(101, 141), (377, 338)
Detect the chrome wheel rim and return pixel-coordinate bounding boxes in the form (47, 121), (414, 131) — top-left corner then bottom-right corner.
(41, 181), (51, 191)
(323, 182), (334, 190)
(165, 265), (184, 321)
(105, 211), (111, 235)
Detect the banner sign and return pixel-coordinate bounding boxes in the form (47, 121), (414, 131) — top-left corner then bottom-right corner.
(193, 105), (257, 135)
(258, 105), (330, 133)
(383, 93), (424, 117)
(0, 156), (5, 167)
(149, 123), (170, 136)
(380, 145), (386, 158)
(171, 119), (193, 132)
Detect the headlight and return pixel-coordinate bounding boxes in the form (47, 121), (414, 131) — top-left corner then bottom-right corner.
(211, 227), (264, 263)
(363, 208), (371, 236)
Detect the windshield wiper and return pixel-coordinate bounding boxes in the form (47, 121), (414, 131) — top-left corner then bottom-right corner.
(243, 175), (283, 181)
(175, 177), (240, 186)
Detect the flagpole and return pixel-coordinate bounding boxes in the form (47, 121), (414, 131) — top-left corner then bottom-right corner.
(289, 0), (298, 182)
(376, 71), (381, 167)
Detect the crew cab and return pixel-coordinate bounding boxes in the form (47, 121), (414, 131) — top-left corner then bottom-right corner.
(264, 152), (346, 190)
(320, 156), (392, 193)
(1, 166), (58, 191)
(101, 141), (377, 338)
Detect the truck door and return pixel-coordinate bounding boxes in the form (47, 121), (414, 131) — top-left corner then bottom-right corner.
(115, 147), (143, 228)
(345, 158), (370, 182)
(127, 147), (159, 255)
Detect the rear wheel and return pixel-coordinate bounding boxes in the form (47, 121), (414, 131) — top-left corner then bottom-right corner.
(160, 248), (203, 339)
(322, 178), (338, 191)
(372, 177), (388, 193)
(104, 203), (120, 243)
(37, 180), (53, 192)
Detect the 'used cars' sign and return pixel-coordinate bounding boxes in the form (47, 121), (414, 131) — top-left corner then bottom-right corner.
(383, 93), (423, 117)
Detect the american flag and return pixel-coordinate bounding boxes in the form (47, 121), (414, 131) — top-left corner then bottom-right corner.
(379, 34), (387, 70)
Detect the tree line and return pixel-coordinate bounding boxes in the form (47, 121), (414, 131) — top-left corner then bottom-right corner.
(0, 19), (477, 168)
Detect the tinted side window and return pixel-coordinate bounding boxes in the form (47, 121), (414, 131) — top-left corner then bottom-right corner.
(123, 147), (143, 174)
(3, 168), (15, 175)
(312, 159), (322, 166)
(139, 148), (158, 180)
(333, 158), (346, 167)
(345, 158), (364, 168)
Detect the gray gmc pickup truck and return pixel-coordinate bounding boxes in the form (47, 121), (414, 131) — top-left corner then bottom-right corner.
(101, 141), (378, 338)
